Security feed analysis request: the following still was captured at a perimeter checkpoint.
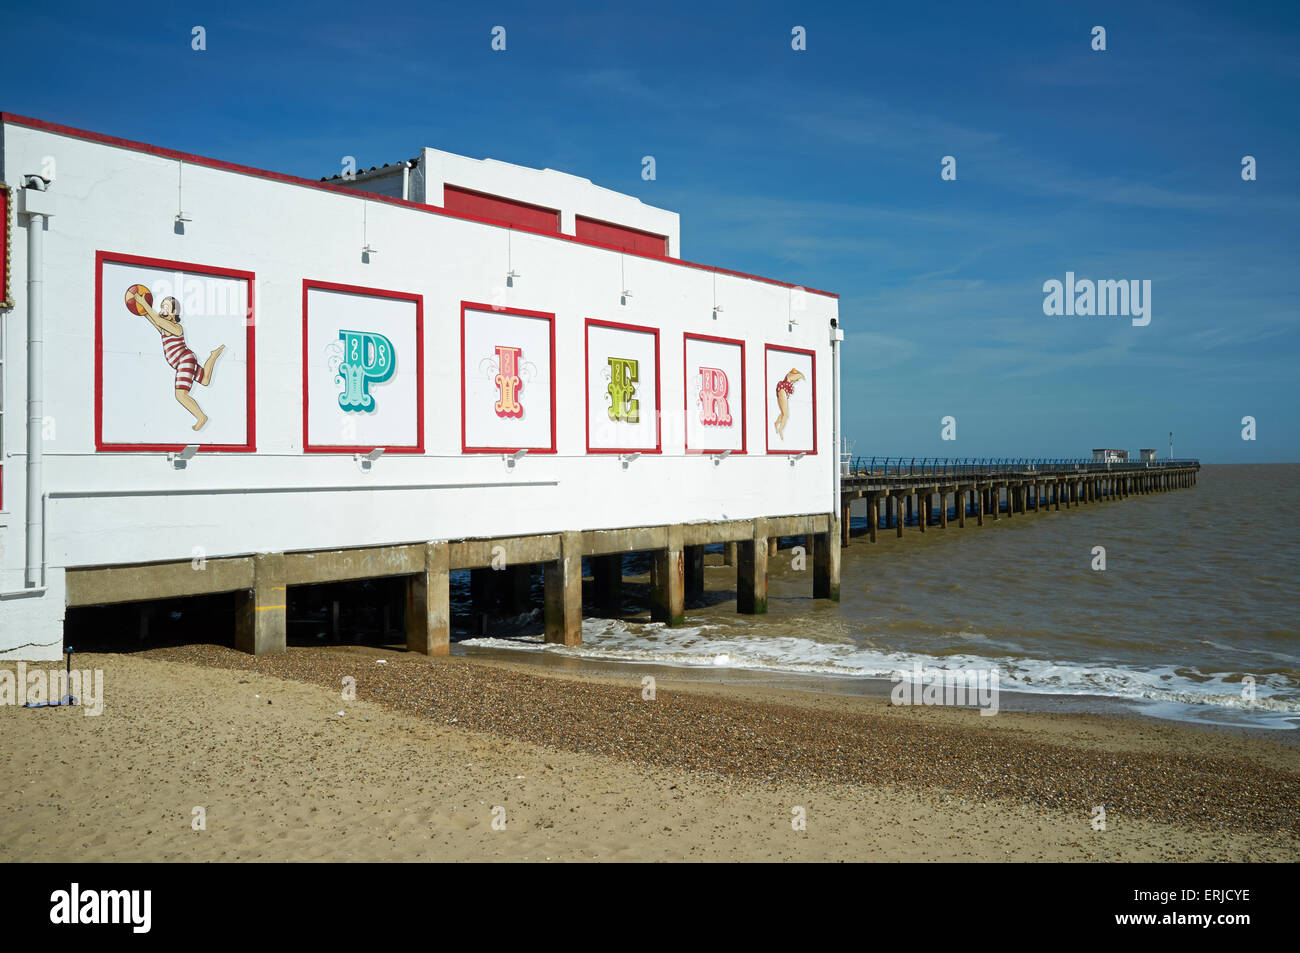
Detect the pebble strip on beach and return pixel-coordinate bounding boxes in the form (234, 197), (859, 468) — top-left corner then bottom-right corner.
(144, 644), (1300, 836)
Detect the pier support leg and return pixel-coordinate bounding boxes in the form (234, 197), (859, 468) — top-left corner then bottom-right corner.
(919, 494), (928, 533)
(723, 541), (737, 567)
(939, 491), (949, 528)
(235, 552), (287, 655)
(406, 541), (450, 656)
(592, 553), (623, 616)
(841, 501), (852, 547)
(503, 563), (531, 614)
(895, 497), (904, 538)
(813, 520), (841, 602)
(976, 487), (984, 525)
(957, 488), (966, 528)
(651, 528), (686, 626)
(769, 537), (779, 558)
(684, 545), (705, 601)
(869, 496), (879, 543)
(738, 520), (769, 614)
(544, 531), (584, 645)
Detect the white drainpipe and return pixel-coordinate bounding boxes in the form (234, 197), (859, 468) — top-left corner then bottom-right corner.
(21, 177), (55, 588)
(830, 317), (843, 519)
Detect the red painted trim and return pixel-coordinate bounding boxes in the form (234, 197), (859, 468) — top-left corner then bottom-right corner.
(459, 300), (558, 454)
(583, 318), (663, 454)
(575, 215), (669, 257)
(764, 343), (818, 455)
(683, 332), (747, 455)
(444, 185), (561, 234)
(301, 279), (425, 454)
(94, 250), (256, 453)
(0, 113), (837, 300)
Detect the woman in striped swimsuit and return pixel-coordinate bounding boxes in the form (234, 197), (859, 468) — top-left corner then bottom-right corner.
(132, 292), (225, 431)
(773, 368), (805, 440)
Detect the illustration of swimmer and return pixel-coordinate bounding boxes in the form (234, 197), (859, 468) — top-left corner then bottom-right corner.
(773, 367), (805, 440)
(125, 284), (225, 431)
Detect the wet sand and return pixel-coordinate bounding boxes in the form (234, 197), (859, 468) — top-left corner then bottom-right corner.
(1, 649), (1295, 862)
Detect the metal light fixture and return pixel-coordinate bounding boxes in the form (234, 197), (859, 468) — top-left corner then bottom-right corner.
(355, 447), (385, 472)
(168, 444), (200, 469)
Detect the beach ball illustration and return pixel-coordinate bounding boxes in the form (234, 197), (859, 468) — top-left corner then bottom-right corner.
(125, 284), (153, 315)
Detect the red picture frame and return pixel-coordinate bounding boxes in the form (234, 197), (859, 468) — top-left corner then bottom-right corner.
(94, 250), (256, 453)
(764, 343), (817, 455)
(0, 182), (12, 312)
(459, 300), (557, 454)
(584, 318), (662, 454)
(301, 279), (425, 454)
(683, 331), (747, 455)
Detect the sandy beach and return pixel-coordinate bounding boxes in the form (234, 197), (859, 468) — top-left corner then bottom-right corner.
(1, 647), (1296, 862)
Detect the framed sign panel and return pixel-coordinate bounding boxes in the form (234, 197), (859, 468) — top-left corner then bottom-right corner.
(765, 344), (816, 454)
(460, 301), (556, 453)
(302, 280), (424, 453)
(585, 318), (661, 454)
(683, 332), (745, 454)
(95, 251), (255, 452)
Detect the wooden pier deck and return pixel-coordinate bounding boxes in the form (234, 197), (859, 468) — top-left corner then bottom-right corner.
(838, 457), (1201, 547)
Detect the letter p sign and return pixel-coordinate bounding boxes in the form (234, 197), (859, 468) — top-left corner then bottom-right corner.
(337, 330), (396, 413)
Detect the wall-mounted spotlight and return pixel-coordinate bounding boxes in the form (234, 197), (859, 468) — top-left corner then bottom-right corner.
(355, 447), (385, 472)
(504, 448), (529, 469)
(621, 289), (633, 307)
(619, 452), (641, 469)
(712, 305), (724, 320)
(168, 444), (200, 469)
(506, 269), (520, 288)
(711, 449), (733, 466)
(788, 451), (807, 466)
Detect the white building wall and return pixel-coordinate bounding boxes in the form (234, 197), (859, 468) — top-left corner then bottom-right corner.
(0, 119), (836, 654)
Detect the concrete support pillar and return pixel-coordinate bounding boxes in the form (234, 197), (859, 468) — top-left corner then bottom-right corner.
(738, 519), (769, 614)
(651, 527), (686, 627)
(768, 536), (779, 558)
(406, 541), (450, 655)
(976, 486), (984, 525)
(906, 494), (914, 526)
(503, 563), (531, 613)
(895, 497), (904, 538)
(990, 486), (999, 520)
(723, 541), (738, 566)
(1006, 484), (1015, 518)
(957, 488), (966, 528)
(869, 496), (879, 543)
(939, 490), (949, 528)
(591, 552), (623, 616)
(544, 531), (584, 645)
(813, 519), (841, 602)
(235, 552), (287, 655)
(684, 545), (705, 600)
(918, 493), (928, 533)
(841, 501), (852, 547)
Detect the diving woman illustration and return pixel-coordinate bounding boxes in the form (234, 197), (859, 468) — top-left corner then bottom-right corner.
(773, 367), (805, 440)
(125, 285), (225, 431)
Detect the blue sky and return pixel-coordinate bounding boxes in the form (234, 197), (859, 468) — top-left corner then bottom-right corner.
(3, 0), (1297, 461)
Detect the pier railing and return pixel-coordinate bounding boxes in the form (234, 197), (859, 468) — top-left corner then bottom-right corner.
(844, 456), (1200, 478)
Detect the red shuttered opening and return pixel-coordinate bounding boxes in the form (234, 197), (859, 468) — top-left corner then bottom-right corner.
(443, 185), (560, 234)
(576, 215), (669, 257)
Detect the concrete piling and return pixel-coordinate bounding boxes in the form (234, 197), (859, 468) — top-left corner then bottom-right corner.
(406, 541), (450, 655)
